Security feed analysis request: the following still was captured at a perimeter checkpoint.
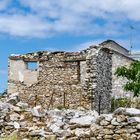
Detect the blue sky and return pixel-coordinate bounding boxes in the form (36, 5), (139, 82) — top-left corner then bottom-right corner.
(0, 0), (140, 92)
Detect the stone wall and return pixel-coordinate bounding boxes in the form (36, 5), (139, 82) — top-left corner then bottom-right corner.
(8, 40), (135, 111)
(112, 51), (134, 98)
(8, 51), (90, 109)
(85, 46), (112, 114)
(100, 40), (134, 99)
(91, 108), (140, 140)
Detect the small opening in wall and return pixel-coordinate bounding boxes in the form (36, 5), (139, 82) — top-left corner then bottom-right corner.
(27, 62), (38, 70)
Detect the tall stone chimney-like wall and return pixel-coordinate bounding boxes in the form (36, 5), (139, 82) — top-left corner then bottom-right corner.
(85, 46), (112, 113)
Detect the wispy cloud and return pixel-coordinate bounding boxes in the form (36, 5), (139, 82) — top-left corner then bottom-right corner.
(74, 40), (105, 51)
(0, 70), (7, 75)
(0, 0), (139, 37)
(74, 38), (140, 52)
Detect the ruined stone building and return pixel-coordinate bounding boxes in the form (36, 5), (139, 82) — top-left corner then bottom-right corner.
(8, 40), (137, 113)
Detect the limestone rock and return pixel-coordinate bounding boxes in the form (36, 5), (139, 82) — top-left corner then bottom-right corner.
(9, 112), (20, 121)
(29, 128), (46, 137)
(30, 105), (45, 117)
(125, 108), (140, 117)
(127, 117), (140, 123)
(74, 128), (91, 138)
(13, 122), (20, 129)
(103, 114), (113, 122)
(104, 135), (112, 139)
(69, 115), (96, 127)
(111, 118), (120, 126)
(116, 114), (126, 122)
(130, 134), (137, 140)
(115, 128), (127, 134)
(121, 133), (131, 139)
(16, 101), (28, 109)
(100, 120), (110, 126)
(7, 93), (19, 105)
(113, 134), (122, 140)
(127, 128), (137, 133)
(136, 124), (140, 129)
(103, 129), (114, 135)
(114, 107), (126, 115)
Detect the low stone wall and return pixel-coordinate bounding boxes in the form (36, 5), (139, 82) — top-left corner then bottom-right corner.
(0, 93), (140, 140)
(91, 108), (140, 140)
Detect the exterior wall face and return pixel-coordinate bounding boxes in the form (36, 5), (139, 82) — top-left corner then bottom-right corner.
(101, 41), (129, 55)
(8, 41), (134, 111)
(85, 47), (112, 114)
(80, 61), (87, 86)
(112, 52), (133, 98)
(8, 52), (90, 109)
(130, 52), (140, 60)
(9, 60), (38, 84)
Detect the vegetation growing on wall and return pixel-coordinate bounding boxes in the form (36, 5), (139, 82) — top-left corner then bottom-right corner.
(111, 97), (131, 112)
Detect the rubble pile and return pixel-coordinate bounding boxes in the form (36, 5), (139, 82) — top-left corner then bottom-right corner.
(0, 93), (98, 140)
(91, 108), (140, 140)
(0, 93), (140, 140)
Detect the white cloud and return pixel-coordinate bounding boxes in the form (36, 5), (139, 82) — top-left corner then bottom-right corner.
(0, 14), (53, 37)
(0, 0), (139, 37)
(20, 0), (140, 20)
(0, 0), (10, 11)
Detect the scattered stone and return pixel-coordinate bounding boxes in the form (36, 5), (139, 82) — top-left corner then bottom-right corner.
(0, 93), (139, 140)
(103, 129), (114, 135)
(7, 93), (19, 105)
(114, 107), (126, 115)
(111, 118), (120, 126)
(113, 134), (122, 139)
(9, 112), (20, 121)
(16, 101), (28, 109)
(29, 128), (46, 137)
(13, 122), (20, 129)
(136, 124), (140, 129)
(74, 128), (90, 138)
(115, 128), (127, 134)
(121, 133), (131, 139)
(125, 108), (140, 117)
(116, 114), (126, 122)
(104, 134), (112, 139)
(100, 120), (110, 126)
(128, 117), (140, 123)
(30, 105), (45, 117)
(69, 115), (96, 127)
(103, 114), (113, 122)
(127, 128), (137, 133)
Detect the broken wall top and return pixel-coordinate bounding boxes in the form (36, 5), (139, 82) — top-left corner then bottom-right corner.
(9, 40), (134, 63)
(9, 51), (87, 62)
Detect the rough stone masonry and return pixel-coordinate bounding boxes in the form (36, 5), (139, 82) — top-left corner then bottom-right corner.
(0, 93), (140, 140)
(8, 40), (135, 113)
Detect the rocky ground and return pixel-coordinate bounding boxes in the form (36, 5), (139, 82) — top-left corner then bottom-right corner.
(0, 93), (140, 140)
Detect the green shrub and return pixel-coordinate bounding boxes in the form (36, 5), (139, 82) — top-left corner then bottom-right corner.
(111, 97), (131, 112)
